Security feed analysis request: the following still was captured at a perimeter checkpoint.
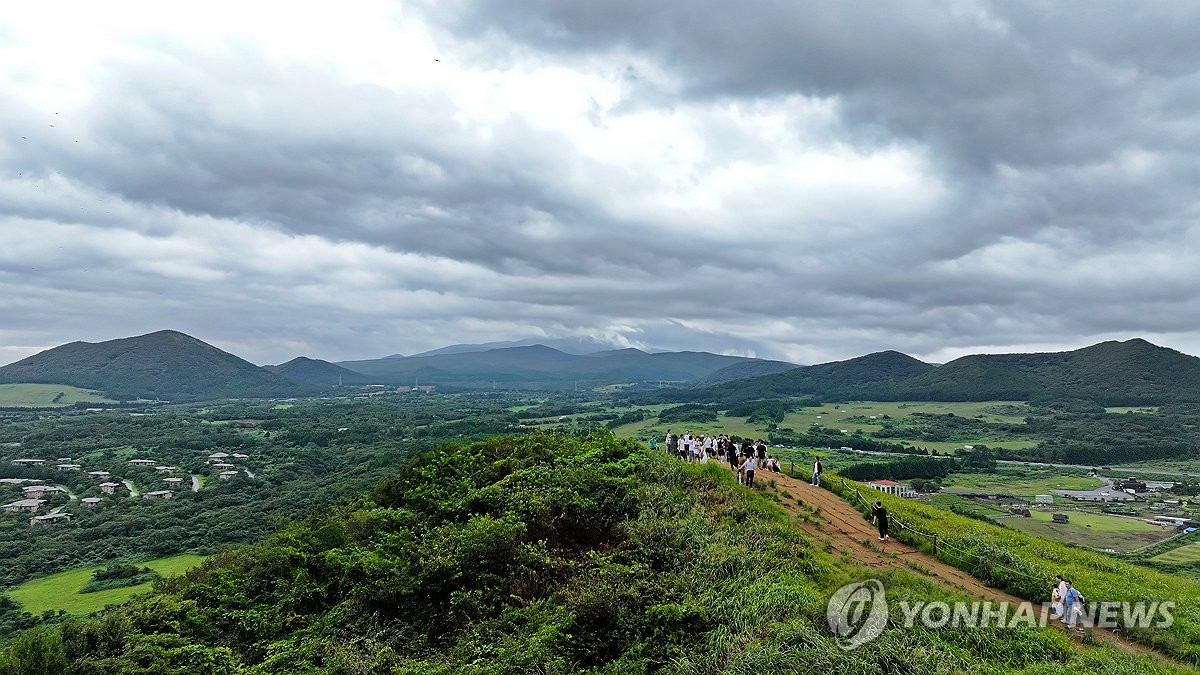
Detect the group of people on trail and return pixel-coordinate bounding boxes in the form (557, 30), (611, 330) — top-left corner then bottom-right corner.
(660, 430), (785, 487)
(1051, 574), (1088, 632)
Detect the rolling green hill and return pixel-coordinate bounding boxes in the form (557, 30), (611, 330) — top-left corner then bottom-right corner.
(264, 357), (373, 387)
(0, 330), (309, 401)
(665, 339), (1200, 406)
(0, 433), (1187, 672)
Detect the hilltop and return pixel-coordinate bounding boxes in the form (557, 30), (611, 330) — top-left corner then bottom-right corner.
(0, 330), (308, 401)
(264, 357), (374, 386)
(1, 433), (1189, 672)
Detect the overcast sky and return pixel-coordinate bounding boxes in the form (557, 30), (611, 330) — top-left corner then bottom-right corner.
(3, 1), (1200, 366)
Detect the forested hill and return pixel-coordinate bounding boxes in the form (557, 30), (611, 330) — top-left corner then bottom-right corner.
(651, 339), (1200, 405)
(265, 357), (374, 386)
(898, 339), (1200, 404)
(337, 344), (788, 389)
(0, 433), (1181, 672)
(0, 330), (309, 401)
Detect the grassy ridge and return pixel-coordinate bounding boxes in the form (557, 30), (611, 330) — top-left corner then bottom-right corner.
(828, 475), (1200, 664)
(0, 435), (1189, 673)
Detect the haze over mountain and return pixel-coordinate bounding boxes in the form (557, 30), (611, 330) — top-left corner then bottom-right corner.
(409, 336), (639, 357)
(0, 330), (308, 401)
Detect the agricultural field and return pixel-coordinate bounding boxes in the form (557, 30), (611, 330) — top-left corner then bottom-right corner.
(1151, 542), (1200, 564)
(997, 509), (1173, 552)
(0, 384), (115, 408)
(940, 467), (1105, 497)
(7, 554), (206, 615)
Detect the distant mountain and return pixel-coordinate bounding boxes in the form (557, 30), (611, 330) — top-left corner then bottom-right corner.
(339, 345), (787, 390)
(682, 358), (799, 386)
(899, 338), (1200, 404)
(265, 357), (374, 386)
(0, 330), (308, 401)
(681, 338), (1200, 405)
(409, 336), (625, 357)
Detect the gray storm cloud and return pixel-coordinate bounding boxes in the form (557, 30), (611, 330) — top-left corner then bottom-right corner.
(2, 1), (1199, 365)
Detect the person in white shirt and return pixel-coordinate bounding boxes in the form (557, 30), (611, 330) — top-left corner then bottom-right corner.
(740, 456), (757, 487)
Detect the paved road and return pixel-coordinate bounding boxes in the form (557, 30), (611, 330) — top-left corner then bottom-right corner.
(121, 479), (139, 497)
(190, 474), (201, 492)
(243, 468), (255, 478)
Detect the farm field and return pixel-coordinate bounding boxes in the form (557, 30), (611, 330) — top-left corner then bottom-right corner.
(1151, 542), (1200, 564)
(0, 384), (115, 408)
(940, 467), (1105, 497)
(998, 509), (1172, 552)
(7, 554), (206, 615)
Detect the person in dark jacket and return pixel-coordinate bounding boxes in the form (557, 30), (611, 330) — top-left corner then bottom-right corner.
(871, 501), (889, 541)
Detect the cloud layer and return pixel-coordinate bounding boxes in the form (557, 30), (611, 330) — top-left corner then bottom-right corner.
(3, 1), (1199, 365)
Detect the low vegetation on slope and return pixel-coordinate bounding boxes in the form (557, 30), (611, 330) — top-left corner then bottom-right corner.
(0, 433), (1188, 673)
(829, 477), (1200, 663)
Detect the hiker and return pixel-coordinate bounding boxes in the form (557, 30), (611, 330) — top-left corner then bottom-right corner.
(755, 440), (767, 463)
(727, 441), (740, 472)
(648, 437), (657, 452)
(811, 457), (822, 486)
(741, 455), (757, 487)
(741, 439), (753, 460)
(1052, 575), (1067, 618)
(1062, 580), (1086, 632)
(871, 501), (889, 541)
(664, 430), (672, 454)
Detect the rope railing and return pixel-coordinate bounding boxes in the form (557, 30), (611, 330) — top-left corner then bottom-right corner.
(834, 477), (1047, 584)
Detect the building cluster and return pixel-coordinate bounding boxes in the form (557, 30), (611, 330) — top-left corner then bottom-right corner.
(2, 453), (214, 526)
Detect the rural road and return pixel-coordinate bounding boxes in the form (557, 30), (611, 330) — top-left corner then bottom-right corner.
(190, 474), (200, 492)
(243, 468), (255, 478)
(121, 479), (139, 497)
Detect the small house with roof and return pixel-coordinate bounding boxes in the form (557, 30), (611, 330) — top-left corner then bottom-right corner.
(128, 459), (158, 466)
(81, 497), (102, 508)
(99, 482), (121, 494)
(231, 453), (249, 459)
(22, 485), (66, 499)
(155, 466), (176, 474)
(211, 463), (235, 470)
(30, 512), (72, 526)
(218, 470), (240, 481)
(2, 499), (45, 513)
(867, 480), (917, 499)
(10, 459), (45, 467)
(163, 477), (184, 486)
(88, 470), (111, 479)
(143, 490), (173, 500)
(56, 463), (82, 471)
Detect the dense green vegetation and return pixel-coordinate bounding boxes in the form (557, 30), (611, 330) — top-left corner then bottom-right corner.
(0, 433), (1187, 673)
(78, 564), (159, 594)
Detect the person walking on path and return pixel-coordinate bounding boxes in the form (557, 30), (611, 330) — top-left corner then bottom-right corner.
(741, 456), (757, 488)
(1062, 580), (1086, 632)
(811, 457), (822, 486)
(871, 501), (889, 541)
(1053, 575), (1068, 619)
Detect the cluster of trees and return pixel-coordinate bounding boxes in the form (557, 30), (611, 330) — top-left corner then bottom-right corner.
(838, 456), (957, 482)
(79, 564), (158, 594)
(657, 403), (718, 424)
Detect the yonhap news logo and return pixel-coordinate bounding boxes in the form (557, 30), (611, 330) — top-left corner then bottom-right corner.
(827, 579), (1175, 650)
(827, 579), (888, 650)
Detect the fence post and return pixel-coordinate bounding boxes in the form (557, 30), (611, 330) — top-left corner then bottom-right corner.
(932, 533), (938, 555)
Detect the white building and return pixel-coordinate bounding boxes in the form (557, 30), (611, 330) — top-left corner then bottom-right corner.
(868, 480), (917, 499)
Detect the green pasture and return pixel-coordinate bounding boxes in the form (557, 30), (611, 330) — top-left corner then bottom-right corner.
(940, 468), (1104, 497)
(0, 384), (115, 408)
(999, 509), (1171, 552)
(7, 554), (206, 615)
(1151, 542), (1200, 564)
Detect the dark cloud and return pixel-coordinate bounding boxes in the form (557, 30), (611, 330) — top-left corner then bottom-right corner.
(2, 4), (1200, 365)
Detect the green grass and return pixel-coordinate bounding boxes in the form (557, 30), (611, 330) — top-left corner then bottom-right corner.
(1151, 543), (1200, 564)
(7, 554), (206, 615)
(0, 384), (115, 408)
(997, 509), (1172, 552)
(940, 468), (1105, 497)
(1105, 406), (1160, 414)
